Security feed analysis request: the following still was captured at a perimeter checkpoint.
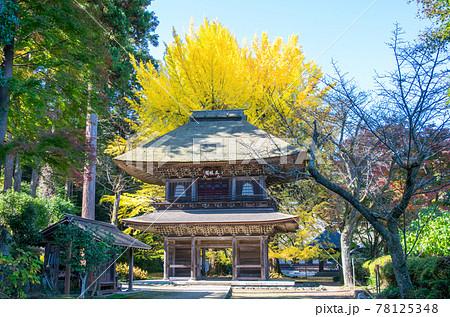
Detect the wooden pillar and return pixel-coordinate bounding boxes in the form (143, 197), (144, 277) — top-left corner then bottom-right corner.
(232, 177), (236, 200)
(190, 238), (196, 280)
(64, 242), (72, 294)
(128, 248), (134, 291)
(53, 246), (60, 289)
(232, 236), (237, 280)
(196, 244), (201, 279)
(163, 237), (169, 280)
(263, 236), (269, 280)
(260, 236), (264, 280)
(201, 248), (206, 277)
(191, 179), (196, 201)
(171, 246), (175, 277)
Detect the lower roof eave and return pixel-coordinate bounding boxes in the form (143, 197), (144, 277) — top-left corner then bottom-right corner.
(122, 218), (299, 236)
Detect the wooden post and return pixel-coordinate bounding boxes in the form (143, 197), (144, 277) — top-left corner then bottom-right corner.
(128, 248), (134, 291)
(232, 177), (236, 200)
(190, 238), (196, 280)
(163, 237), (169, 280)
(64, 242), (72, 294)
(171, 247), (175, 277)
(263, 236), (269, 280)
(260, 236), (264, 280)
(232, 236), (237, 280)
(201, 248), (206, 277)
(196, 244), (201, 279)
(54, 246), (60, 289)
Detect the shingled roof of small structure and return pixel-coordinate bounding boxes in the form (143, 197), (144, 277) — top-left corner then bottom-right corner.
(114, 109), (305, 184)
(41, 214), (151, 250)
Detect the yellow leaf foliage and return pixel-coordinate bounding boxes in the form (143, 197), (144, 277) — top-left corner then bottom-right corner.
(128, 18), (328, 139)
(100, 183), (165, 221)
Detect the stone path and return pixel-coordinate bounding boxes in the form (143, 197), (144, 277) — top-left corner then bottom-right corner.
(115, 283), (355, 299)
(229, 285), (355, 299)
(121, 284), (231, 299)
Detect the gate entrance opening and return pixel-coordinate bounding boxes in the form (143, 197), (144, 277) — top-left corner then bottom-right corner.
(164, 236), (269, 280)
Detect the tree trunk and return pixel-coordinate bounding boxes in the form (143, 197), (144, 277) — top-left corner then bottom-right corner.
(269, 257), (281, 276)
(65, 181), (73, 200)
(307, 157), (414, 298)
(341, 227), (355, 286)
(110, 170), (124, 226)
(80, 274), (87, 299)
(30, 168), (39, 198)
(81, 107), (97, 220)
(2, 153), (14, 193)
(341, 206), (362, 287)
(39, 164), (56, 198)
(0, 42), (14, 144)
(386, 220), (414, 298)
(13, 156), (22, 193)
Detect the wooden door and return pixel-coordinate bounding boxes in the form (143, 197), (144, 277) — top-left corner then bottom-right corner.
(198, 179), (229, 201)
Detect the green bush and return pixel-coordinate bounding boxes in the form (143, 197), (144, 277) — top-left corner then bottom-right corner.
(0, 249), (42, 298)
(362, 255), (392, 287)
(353, 258), (370, 285)
(0, 191), (75, 251)
(366, 255), (450, 298)
(405, 208), (450, 257)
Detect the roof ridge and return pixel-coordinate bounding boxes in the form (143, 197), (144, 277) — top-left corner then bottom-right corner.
(63, 214), (117, 228)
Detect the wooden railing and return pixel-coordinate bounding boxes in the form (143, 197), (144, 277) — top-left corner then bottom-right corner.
(152, 196), (277, 210)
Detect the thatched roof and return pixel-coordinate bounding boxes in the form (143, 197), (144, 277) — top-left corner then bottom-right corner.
(41, 214), (151, 250)
(122, 208), (298, 226)
(122, 208), (299, 236)
(114, 109), (305, 184)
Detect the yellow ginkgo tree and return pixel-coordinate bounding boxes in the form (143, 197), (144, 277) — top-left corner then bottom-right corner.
(127, 18), (328, 138)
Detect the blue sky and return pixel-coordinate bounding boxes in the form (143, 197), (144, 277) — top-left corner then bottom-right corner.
(149, 0), (430, 91)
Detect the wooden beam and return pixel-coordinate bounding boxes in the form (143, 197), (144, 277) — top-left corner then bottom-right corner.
(236, 264), (262, 268)
(168, 264), (191, 268)
(128, 248), (134, 291)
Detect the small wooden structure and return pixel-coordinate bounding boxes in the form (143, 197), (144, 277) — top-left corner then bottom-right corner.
(114, 109), (305, 280)
(41, 214), (151, 294)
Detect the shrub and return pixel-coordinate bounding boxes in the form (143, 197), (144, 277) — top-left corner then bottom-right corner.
(0, 249), (42, 299)
(366, 255), (450, 298)
(353, 258), (370, 285)
(362, 255), (392, 287)
(116, 263), (149, 281)
(405, 208), (450, 257)
(0, 191), (74, 251)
